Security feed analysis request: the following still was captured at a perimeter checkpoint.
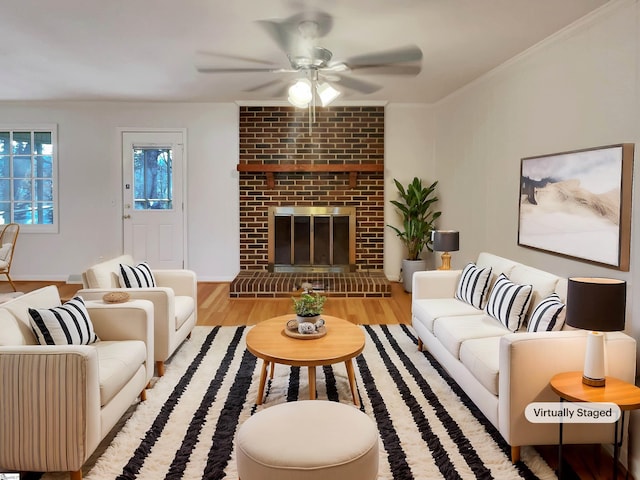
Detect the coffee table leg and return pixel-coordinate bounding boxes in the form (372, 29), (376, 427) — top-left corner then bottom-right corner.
(256, 360), (269, 405)
(308, 366), (316, 400)
(269, 361), (275, 379)
(345, 359), (360, 407)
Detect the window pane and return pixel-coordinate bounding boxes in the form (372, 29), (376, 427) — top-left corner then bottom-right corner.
(0, 180), (9, 201)
(13, 156), (32, 178)
(14, 179), (32, 201)
(133, 147), (173, 210)
(35, 180), (53, 201)
(0, 133), (9, 154)
(0, 203), (9, 224)
(14, 202), (33, 223)
(34, 132), (52, 155)
(34, 202), (53, 224)
(34, 156), (53, 178)
(0, 156), (9, 176)
(12, 132), (31, 154)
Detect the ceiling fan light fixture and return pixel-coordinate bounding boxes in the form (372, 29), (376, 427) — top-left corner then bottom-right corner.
(288, 78), (312, 107)
(317, 82), (340, 106)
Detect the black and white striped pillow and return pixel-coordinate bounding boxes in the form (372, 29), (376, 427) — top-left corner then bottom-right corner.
(29, 296), (99, 345)
(485, 273), (533, 331)
(119, 262), (156, 288)
(527, 293), (566, 332)
(455, 263), (492, 309)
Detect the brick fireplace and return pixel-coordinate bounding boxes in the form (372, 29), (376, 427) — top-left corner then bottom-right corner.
(231, 105), (390, 297)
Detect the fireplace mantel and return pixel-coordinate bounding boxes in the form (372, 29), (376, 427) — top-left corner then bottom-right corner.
(237, 163), (384, 189)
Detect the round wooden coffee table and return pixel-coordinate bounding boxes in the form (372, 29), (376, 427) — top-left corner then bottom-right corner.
(246, 315), (365, 407)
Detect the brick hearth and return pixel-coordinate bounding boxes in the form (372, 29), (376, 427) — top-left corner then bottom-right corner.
(229, 271), (391, 298)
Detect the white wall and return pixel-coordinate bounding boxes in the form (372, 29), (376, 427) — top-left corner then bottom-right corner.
(433, 0), (640, 472)
(384, 104), (437, 281)
(0, 102), (240, 281)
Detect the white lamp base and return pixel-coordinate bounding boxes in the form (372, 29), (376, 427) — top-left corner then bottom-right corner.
(582, 331), (606, 387)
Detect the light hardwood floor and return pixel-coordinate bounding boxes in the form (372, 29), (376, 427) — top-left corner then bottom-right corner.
(4, 280), (631, 479)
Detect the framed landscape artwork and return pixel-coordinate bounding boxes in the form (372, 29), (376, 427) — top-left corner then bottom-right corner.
(518, 143), (633, 271)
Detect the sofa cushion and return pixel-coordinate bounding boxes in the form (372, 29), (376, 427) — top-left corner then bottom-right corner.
(412, 298), (481, 333)
(433, 315), (509, 359)
(476, 252), (518, 281)
(455, 263), (492, 309)
(509, 265), (560, 316)
(119, 262), (156, 288)
(175, 295), (196, 330)
(29, 296), (99, 345)
(96, 340), (147, 406)
(484, 274), (533, 332)
(459, 336), (500, 396)
(527, 293), (566, 332)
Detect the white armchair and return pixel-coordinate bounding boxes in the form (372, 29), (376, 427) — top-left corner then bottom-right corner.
(0, 285), (154, 480)
(78, 254), (197, 376)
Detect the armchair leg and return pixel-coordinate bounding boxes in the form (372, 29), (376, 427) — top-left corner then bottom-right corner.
(156, 360), (165, 377)
(417, 338), (423, 351)
(70, 469), (82, 480)
(511, 446), (521, 463)
(140, 388), (147, 402)
(5, 274), (16, 292)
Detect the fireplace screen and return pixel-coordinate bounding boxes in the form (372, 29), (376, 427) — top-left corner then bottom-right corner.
(269, 206), (355, 272)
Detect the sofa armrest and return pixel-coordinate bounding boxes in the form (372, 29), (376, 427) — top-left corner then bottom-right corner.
(412, 269), (462, 300)
(499, 330), (636, 446)
(85, 299), (154, 379)
(153, 269), (197, 298)
(0, 346), (101, 473)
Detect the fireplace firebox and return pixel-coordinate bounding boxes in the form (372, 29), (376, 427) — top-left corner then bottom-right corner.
(268, 206), (356, 273)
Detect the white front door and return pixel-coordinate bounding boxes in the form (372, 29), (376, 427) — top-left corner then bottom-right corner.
(122, 130), (185, 269)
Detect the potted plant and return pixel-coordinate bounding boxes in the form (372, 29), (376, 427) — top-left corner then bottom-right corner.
(292, 291), (327, 323)
(388, 177), (441, 292)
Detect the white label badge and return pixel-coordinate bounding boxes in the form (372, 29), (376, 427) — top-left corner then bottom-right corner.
(525, 402), (620, 423)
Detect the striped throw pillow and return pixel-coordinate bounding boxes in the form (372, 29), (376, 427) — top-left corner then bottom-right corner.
(455, 263), (492, 309)
(29, 296), (99, 345)
(485, 273), (533, 331)
(119, 262), (156, 288)
(527, 293), (566, 332)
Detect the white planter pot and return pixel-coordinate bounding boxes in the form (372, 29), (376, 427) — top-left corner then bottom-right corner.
(402, 259), (427, 293)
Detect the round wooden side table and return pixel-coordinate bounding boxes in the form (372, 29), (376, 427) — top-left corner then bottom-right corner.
(550, 371), (640, 479)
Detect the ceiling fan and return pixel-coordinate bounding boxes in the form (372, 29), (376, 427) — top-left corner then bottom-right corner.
(196, 9), (423, 109)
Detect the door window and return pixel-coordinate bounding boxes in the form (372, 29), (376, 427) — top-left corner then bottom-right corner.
(133, 146), (173, 210)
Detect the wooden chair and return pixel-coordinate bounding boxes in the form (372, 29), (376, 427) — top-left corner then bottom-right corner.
(0, 223), (19, 291)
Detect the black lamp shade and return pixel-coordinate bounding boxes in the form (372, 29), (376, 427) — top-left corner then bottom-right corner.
(433, 230), (459, 252)
(566, 277), (626, 332)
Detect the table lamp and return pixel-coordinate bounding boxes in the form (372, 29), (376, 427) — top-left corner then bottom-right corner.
(565, 277), (626, 387)
(432, 230), (459, 270)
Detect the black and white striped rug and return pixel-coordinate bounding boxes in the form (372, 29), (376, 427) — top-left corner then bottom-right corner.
(44, 325), (556, 479)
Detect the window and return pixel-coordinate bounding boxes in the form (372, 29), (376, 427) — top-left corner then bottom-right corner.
(133, 146), (173, 210)
(0, 125), (57, 232)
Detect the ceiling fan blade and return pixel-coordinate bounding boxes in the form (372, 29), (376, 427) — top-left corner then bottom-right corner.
(257, 19), (296, 54)
(243, 79), (285, 92)
(196, 66), (292, 74)
(345, 45), (423, 67)
(348, 64), (422, 76)
(333, 75), (382, 95)
(196, 50), (277, 66)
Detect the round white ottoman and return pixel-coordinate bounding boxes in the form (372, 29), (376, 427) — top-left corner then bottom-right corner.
(236, 400), (379, 480)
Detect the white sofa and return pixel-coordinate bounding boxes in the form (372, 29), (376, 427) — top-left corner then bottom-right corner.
(0, 285), (154, 479)
(412, 252), (637, 462)
(78, 254), (197, 376)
